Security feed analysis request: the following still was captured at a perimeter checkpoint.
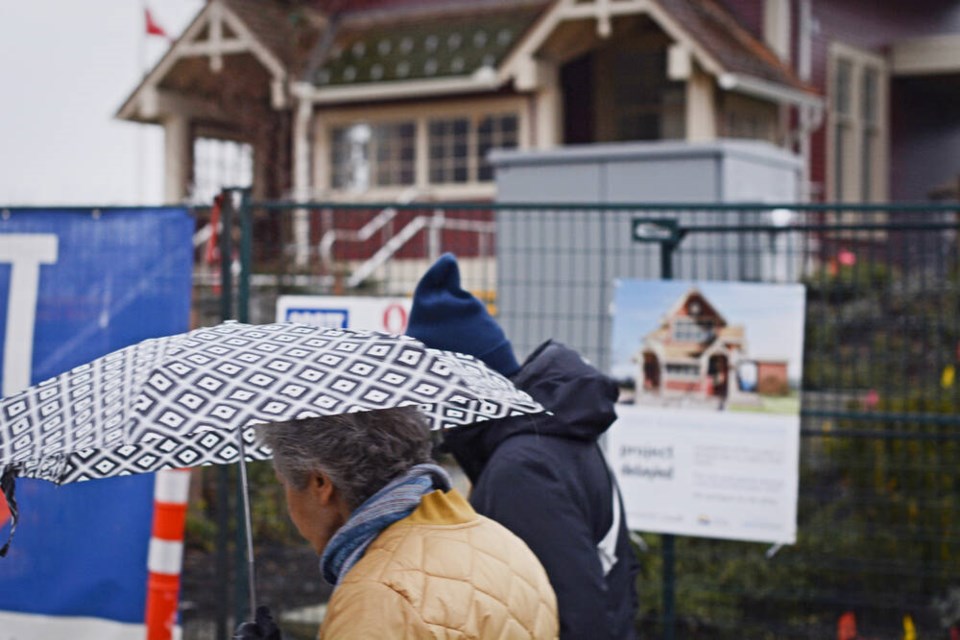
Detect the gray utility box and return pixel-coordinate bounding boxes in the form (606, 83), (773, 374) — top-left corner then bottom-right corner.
(489, 140), (804, 372)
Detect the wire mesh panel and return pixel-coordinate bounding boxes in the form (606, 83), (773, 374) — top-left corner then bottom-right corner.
(195, 198), (960, 640)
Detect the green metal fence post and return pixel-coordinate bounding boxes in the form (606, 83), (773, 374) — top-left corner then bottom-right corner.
(216, 189), (235, 640)
(660, 233), (677, 640)
(219, 190), (234, 322)
(228, 188), (252, 627)
(631, 217), (684, 640)
(238, 189), (252, 324)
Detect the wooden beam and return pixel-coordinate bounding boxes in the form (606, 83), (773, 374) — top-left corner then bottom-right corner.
(892, 35), (960, 75)
(177, 40), (251, 57)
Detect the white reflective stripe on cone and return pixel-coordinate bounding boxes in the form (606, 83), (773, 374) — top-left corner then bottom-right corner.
(154, 469), (191, 504)
(148, 539), (185, 576)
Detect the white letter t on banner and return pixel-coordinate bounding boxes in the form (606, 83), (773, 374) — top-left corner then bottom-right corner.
(0, 235), (59, 396)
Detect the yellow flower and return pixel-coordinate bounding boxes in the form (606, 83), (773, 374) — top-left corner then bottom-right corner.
(903, 614), (916, 640)
(942, 364), (956, 389)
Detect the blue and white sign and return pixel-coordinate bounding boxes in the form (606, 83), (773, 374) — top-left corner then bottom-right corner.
(0, 207), (193, 639)
(277, 294), (411, 334)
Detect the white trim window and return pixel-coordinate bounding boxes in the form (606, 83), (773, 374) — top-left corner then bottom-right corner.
(425, 113), (520, 185)
(428, 118), (470, 184)
(665, 363), (700, 378)
(324, 102), (522, 197)
(672, 318), (715, 343)
(190, 137), (253, 205)
(330, 122), (416, 191)
(476, 114), (519, 181)
(827, 43), (888, 203)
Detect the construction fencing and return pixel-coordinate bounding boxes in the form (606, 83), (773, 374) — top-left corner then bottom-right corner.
(187, 195), (960, 640)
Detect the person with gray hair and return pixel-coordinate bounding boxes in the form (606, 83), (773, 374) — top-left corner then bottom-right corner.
(235, 406), (558, 639)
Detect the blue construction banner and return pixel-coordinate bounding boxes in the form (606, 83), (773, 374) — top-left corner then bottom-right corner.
(0, 207), (193, 638)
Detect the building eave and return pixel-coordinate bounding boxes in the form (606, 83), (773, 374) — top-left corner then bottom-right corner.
(116, 0), (290, 124)
(498, 0), (729, 90)
(296, 71), (503, 105)
(718, 72), (822, 110)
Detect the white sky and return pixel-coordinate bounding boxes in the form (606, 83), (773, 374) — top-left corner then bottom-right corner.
(0, 1), (204, 206)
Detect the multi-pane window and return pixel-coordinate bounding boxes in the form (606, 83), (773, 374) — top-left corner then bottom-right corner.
(666, 364), (700, 378)
(832, 58), (853, 201)
(190, 137), (253, 204)
(428, 118), (470, 184)
(331, 125), (366, 190)
(371, 122), (416, 187)
(331, 121), (415, 190)
(672, 318), (715, 343)
(861, 68), (880, 199)
(427, 114), (518, 185)
(330, 110), (519, 192)
(829, 45), (887, 202)
(477, 114), (518, 181)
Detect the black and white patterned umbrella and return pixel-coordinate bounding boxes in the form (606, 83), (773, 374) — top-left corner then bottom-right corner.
(0, 321), (544, 485)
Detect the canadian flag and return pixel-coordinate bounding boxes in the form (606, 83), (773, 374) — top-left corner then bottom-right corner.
(145, 8), (170, 39)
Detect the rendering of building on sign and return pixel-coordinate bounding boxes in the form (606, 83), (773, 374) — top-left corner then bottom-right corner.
(634, 287), (789, 410)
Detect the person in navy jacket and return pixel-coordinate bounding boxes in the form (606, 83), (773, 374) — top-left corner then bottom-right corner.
(406, 253), (640, 639)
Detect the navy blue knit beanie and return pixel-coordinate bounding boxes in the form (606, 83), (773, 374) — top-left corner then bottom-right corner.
(406, 253), (521, 377)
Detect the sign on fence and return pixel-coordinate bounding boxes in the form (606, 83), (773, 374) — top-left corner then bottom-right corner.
(606, 279), (806, 544)
(0, 208), (193, 638)
(277, 295), (411, 333)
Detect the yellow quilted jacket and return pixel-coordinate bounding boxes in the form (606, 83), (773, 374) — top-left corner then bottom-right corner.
(318, 488), (559, 639)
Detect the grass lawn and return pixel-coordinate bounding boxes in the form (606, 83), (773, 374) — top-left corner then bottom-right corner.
(729, 393), (800, 415)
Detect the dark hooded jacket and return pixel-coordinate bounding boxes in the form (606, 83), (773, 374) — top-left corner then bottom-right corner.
(443, 340), (640, 639)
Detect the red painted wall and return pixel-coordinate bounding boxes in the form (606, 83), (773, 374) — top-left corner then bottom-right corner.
(719, 0), (960, 199)
(804, 0), (960, 197)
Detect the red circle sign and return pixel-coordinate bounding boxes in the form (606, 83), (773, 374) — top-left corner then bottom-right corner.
(382, 303), (408, 333)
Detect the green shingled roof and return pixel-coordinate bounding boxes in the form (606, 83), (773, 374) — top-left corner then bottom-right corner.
(312, 6), (544, 87)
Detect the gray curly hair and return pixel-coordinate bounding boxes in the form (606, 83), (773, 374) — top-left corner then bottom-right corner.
(255, 407), (433, 510)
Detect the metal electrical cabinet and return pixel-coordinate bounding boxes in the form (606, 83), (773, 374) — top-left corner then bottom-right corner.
(490, 140), (804, 371)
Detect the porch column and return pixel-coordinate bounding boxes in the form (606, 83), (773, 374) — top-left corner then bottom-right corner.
(292, 98), (312, 267)
(162, 114), (191, 204)
(685, 66), (717, 142)
(533, 60), (562, 149)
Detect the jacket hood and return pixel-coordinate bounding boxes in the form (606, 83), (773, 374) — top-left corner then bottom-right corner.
(442, 340), (619, 482)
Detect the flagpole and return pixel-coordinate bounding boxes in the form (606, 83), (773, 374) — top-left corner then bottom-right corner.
(137, 1), (147, 204)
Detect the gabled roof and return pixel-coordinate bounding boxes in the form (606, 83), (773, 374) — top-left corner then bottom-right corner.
(309, 0), (549, 87)
(663, 287), (728, 327)
(310, 2), (545, 87)
(117, 0), (322, 122)
(654, 0), (813, 93)
(119, 0), (819, 119)
(225, 0), (323, 75)
(500, 0), (818, 106)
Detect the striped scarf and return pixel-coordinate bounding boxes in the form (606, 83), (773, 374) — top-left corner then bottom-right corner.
(320, 463), (452, 586)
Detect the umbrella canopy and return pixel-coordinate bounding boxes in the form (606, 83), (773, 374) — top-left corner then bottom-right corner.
(0, 321), (544, 485)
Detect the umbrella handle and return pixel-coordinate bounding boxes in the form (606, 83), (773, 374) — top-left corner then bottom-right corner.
(236, 433), (257, 617)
